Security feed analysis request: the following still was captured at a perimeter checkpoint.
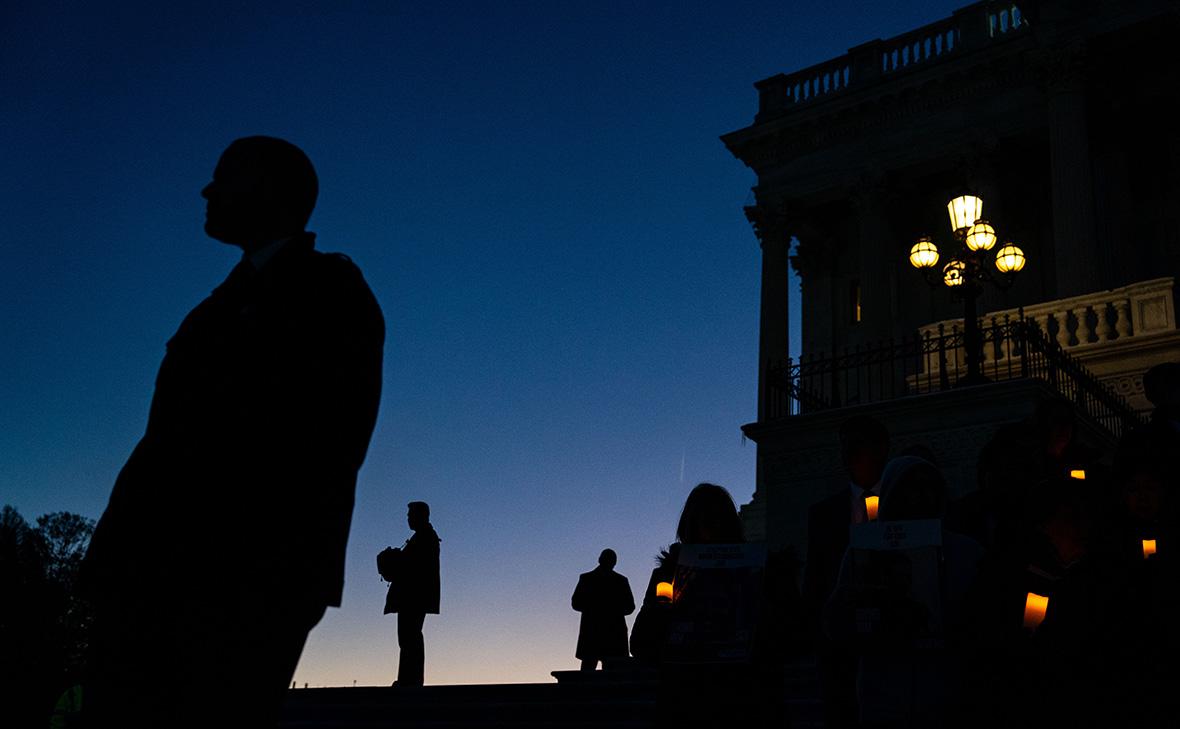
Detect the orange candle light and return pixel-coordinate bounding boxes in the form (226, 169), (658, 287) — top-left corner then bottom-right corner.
(865, 495), (879, 521)
(1023, 592), (1049, 629)
(656, 581), (673, 601)
(1143, 539), (1157, 559)
(1069, 469), (1086, 480)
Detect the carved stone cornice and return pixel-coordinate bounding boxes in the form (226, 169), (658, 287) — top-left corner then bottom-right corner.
(725, 44), (1039, 173)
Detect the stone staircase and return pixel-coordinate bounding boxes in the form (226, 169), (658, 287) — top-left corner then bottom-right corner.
(280, 660), (821, 729)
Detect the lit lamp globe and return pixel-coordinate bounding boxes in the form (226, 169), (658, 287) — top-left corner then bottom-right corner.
(909, 238), (940, 269)
(943, 260), (966, 287)
(947, 194), (983, 234)
(964, 220), (997, 252)
(995, 243), (1026, 274)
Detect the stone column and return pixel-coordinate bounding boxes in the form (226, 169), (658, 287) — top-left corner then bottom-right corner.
(747, 204), (792, 422)
(793, 230), (835, 363)
(851, 175), (897, 344)
(1044, 44), (1102, 297)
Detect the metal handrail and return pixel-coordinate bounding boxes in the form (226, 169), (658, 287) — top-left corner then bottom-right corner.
(765, 314), (1144, 440)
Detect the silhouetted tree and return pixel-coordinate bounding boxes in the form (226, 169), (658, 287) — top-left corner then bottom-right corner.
(0, 505), (94, 727)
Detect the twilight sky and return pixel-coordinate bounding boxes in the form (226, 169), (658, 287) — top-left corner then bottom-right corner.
(2, 0), (960, 686)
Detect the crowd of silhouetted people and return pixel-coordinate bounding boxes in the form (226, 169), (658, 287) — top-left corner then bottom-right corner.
(570, 363), (1180, 728)
(802, 364), (1180, 729)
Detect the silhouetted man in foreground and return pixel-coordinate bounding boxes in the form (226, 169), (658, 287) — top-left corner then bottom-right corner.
(572, 548), (635, 671)
(81, 136), (385, 727)
(384, 501), (441, 686)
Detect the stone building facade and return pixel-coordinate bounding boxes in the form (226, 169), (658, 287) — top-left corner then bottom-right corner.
(722, 0), (1180, 552)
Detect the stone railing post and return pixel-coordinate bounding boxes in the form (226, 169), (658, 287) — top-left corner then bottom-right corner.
(1096, 302), (1115, 343)
(755, 74), (791, 121)
(1055, 308), (1073, 348)
(1038, 312), (1054, 341)
(1115, 300), (1132, 339)
(1128, 279), (1177, 335)
(848, 40), (884, 86)
(952, 3), (991, 51)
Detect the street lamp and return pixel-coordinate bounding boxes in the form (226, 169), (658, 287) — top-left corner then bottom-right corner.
(908, 194), (1026, 385)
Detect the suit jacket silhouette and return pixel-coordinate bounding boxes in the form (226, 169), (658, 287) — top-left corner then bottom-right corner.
(384, 525), (441, 615)
(572, 566), (635, 660)
(83, 233), (384, 611)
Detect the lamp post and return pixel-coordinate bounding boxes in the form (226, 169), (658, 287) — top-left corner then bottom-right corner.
(907, 194), (1026, 385)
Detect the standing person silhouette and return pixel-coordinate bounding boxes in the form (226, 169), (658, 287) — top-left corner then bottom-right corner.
(384, 501), (441, 686)
(571, 548), (636, 671)
(803, 414), (891, 729)
(80, 136), (385, 728)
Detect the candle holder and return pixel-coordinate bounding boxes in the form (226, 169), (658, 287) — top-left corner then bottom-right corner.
(656, 581), (674, 602)
(1143, 539), (1157, 559)
(864, 495), (879, 521)
(1023, 591), (1049, 630)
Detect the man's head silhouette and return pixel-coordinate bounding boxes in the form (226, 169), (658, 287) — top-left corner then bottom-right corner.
(407, 501), (430, 532)
(201, 136), (318, 250)
(598, 549), (617, 570)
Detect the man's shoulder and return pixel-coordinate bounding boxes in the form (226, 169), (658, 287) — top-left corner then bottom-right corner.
(410, 527), (441, 549)
(293, 248), (383, 321)
(305, 249), (369, 287)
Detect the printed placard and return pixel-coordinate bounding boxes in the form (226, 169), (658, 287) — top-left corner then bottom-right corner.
(663, 542), (767, 664)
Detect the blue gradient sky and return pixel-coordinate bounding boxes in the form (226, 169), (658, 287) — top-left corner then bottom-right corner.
(3, 0), (959, 685)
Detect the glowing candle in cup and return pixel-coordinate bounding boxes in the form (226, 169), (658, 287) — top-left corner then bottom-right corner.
(656, 581), (673, 602)
(865, 495), (879, 521)
(1023, 592), (1049, 629)
(1143, 539), (1157, 559)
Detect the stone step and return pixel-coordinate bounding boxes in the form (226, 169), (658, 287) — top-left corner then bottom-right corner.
(281, 680), (822, 729)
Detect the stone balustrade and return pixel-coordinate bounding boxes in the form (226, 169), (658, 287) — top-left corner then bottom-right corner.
(754, 1), (1029, 120)
(919, 277), (1177, 371)
(987, 3), (1024, 38)
(881, 16), (959, 75)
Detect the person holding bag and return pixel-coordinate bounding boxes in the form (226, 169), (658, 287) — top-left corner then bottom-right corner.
(381, 501), (440, 686)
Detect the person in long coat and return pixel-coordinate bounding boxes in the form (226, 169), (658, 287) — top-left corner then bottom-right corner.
(79, 137), (385, 728)
(385, 501), (441, 686)
(572, 549), (635, 670)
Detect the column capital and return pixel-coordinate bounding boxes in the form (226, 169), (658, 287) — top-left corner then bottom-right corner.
(790, 237), (835, 279)
(1034, 41), (1089, 95)
(744, 202), (794, 248)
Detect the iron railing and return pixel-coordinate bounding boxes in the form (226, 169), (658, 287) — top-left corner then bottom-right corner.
(765, 313), (1145, 440)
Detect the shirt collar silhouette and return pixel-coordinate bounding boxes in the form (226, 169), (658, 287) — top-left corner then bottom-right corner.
(243, 236), (294, 272)
(214, 233), (316, 298)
